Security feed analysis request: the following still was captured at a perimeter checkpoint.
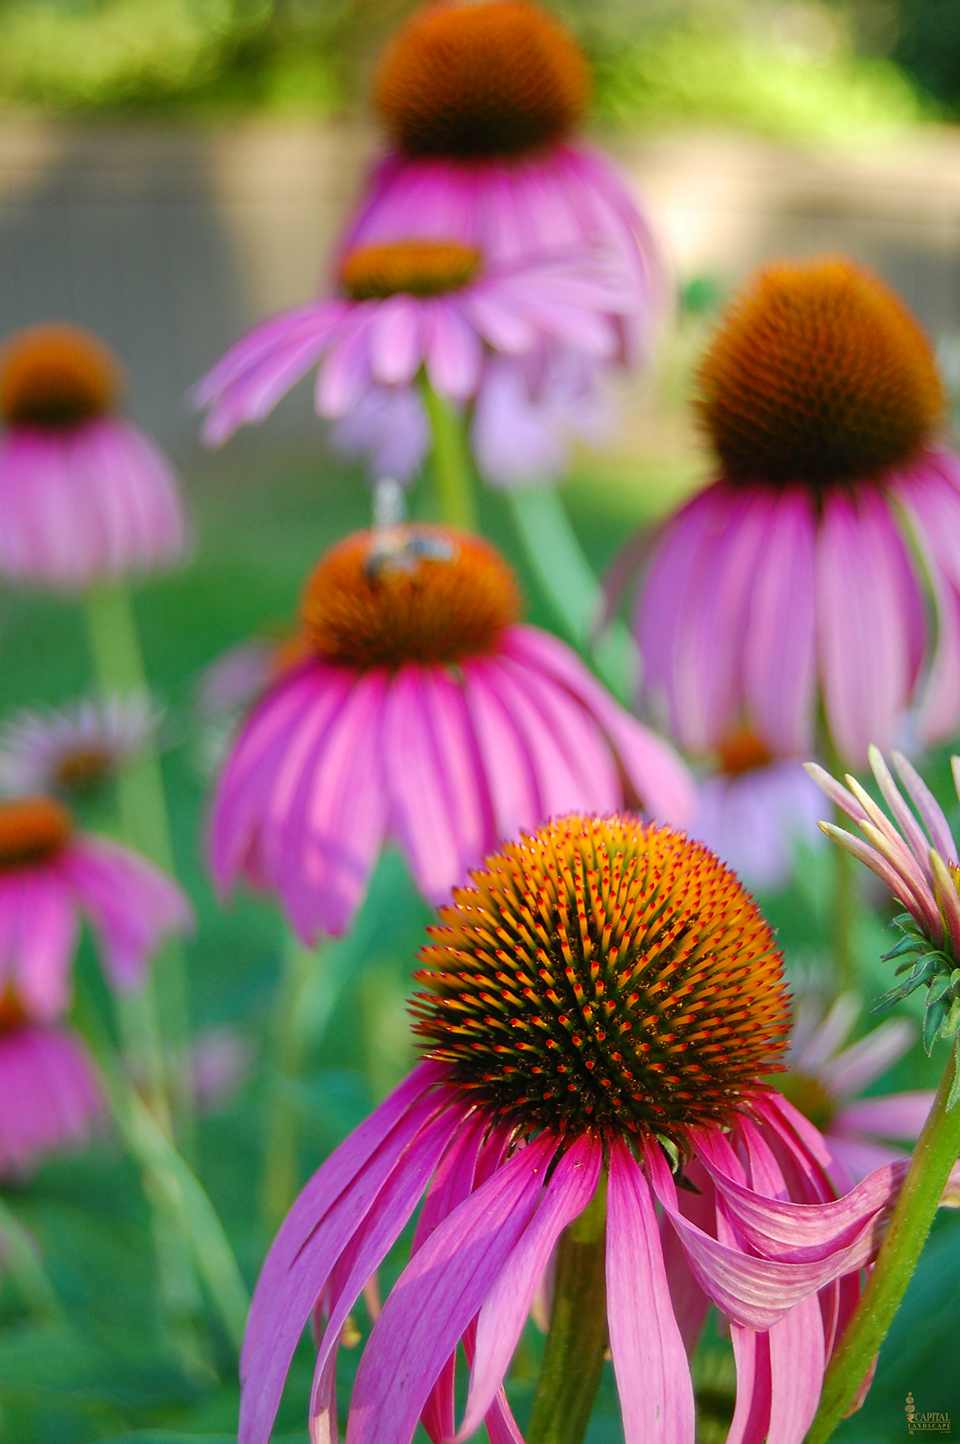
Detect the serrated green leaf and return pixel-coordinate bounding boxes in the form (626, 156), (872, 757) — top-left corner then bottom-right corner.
(885, 935), (927, 965)
(928, 972), (954, 1005)
(943, 996), (960, 1041)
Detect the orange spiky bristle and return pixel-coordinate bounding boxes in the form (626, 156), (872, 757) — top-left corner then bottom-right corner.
(301, 525), (521, 669)
(340, 240), (482, 300)
(0, 796), (72, 870)
(697, 257), (944, 488)
(373, 0), (590, 160)
(414, 814), (791, 1143)
(0, 324), (121, 429)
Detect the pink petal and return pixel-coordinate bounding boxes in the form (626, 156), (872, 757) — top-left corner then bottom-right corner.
(660, 1157), (714, 1357)
(316, 311), (377, 418)
(345, 1133), (558, 1444)
(368, 296), (423, 387)
(820, 1018), (915, 1098)
(608, 1138), (695, 1443)
(455, 1134), (603, 1441)
(834, 1090), (934, 1141)
(727, 1325), (772, 1444)
(461, 659), (543, 845)
(767, 1283), (825, 1444)
(424, 303), (484, 400)
(5, 869), (78, 1020)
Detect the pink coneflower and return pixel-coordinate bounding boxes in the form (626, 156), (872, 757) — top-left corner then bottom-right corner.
(195, 239), (633, 449)
(635, 257), (960, 767)
(691, 728), (824, 891)
(0, 693), (160, 799)
(0, 324), (187, 591)
(347, 1), (657, 361)
(0, 1020), (103, 1178)
(780, 990), (937, 1187)
(211, 525), (694, 941)
(241, 815), (912, 1444)
(0, 794), (193, 1014)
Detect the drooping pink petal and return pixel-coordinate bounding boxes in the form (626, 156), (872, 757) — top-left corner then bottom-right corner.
(792, 992), (860, 1076)
(460, 658), (543, 846)
(815, 488), (925, 766)
(455, 1134), (603, 1442)
(503, 624), (696, 825)
(834, 1091), (934, 1140)
(660, 1156), (714, 1357)
(345, 1133), (558, 1444)
(316, 310), (377, 418)
(608, 1138), (695, 1443)
(367, 295), (424, 388)
(742, 485), (818, 755)
(0, 1025), (103, 1177)
(424, 302), (484, 400)
(727, 1324), (772, 1444)
(5, 869), (77, 1020)
(820, 1018), (915, 1098)
(59, 838), (193, 992)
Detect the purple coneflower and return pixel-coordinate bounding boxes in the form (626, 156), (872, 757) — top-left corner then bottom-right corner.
(0, 795), (191, 1174)
(0, 1019), (103, 1178)
(781, 990), (937, 1187)
(635, 257), (960, 766)
(690, 728), (824, 891)
(210, 525), (694, 941)
(0, 693), (160, 799)
(241, 814), (911, 1444)
(0, 324), (187, 590)
(194, 240), (632, 449)
(0, 794), (192, 1014)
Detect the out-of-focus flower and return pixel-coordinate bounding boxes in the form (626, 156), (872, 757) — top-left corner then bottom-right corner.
(808, 745), (960, 1062)
(195, 239), (633, 449)
(239, 815), (913, 1444)
(210, 525), (694, 941)
(0, 794), (193, 1012)
(779, 991), (937, 1187)
(0, 1021), (103, 1178)
(0, 324), (187, 590)
(0, 694), (160, 799)
(348, 0), (658, 363)
(634, 257), (960, 767)
(195, 634), (309, 720)
(691, 728), (825, 891)
(189, 1026), (254, 1115)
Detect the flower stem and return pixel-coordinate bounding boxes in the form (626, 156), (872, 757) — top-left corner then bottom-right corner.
(804, 1036), (960, 1444)
(0, 1194), (66, 1326)
(260, 932), (325, 1235)
(527, 1172), (608, 1444)
(420, 377), (478, 530)
(831, 827), (857, 993)
(506, 487), (637, 707)
(82, 580), (194, 1151)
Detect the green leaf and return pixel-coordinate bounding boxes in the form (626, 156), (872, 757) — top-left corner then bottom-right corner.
(924, 996), (949, 1054)
(943, 995), (960, 1041)
(928, 972), (954, 1006)
(948, 1039), (960, 1112)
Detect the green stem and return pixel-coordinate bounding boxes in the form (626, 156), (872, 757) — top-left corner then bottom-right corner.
(260, 934), (325, 1235)
(831, 825), (857, 994)
(420, 377), (478, 530)
(506, 488), (637, 706)
(527, 1173), (608, 1444)
(73, 973), (249, 1355)
(82, 581), (194, 1151)
(804, 1037), (960, 1444)
(0, 1195), (65, 1327)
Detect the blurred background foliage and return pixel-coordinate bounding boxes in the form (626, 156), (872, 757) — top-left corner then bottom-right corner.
(0, 0), (949, 141)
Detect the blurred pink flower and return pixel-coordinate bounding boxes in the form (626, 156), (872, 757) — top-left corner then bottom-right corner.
(195, 242), (633, 448)
(782, 992), (937, 1188)
(239, 816), (907, 1444)
(0, 693), (160, 799)
(690, 730), (825, 891)
(210, 526), (693, 941)
(189, 1026), (254, 1114)
(0, 324), (187, 591)
(0, 1023), (103, 1178)
(634, 258), (960, 767)
(0, 795), (193, 1015)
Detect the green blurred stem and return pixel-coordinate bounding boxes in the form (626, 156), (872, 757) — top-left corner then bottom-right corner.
(527, 1174), (608, 1444)
(82, 581), (194, 1151)
(420, 377), (478, 530)
(74, 973), (249, 1356)
(0, 1195), (65, 1326)
(506, 487), (636, 706)
(804, 1037), (960, 1444)
(831, 823), (857, 992)
(261, 933), (325, 1235)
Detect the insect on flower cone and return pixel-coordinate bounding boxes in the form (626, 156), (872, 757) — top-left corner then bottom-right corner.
(635, 255), (960, 765)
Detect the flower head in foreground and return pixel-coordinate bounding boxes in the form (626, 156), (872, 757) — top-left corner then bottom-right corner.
(780, 990), (937, 1187)
(0, 324), (187, 590)
(211, 525), (694, 942)
(635, 256), (960, 766)
(195, 238), (632, 449)
(0, 693), (160, 800)
(241, 815), (912, 1444)
(808, 746), (960, 1074)
(690, 727), (824, 891)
